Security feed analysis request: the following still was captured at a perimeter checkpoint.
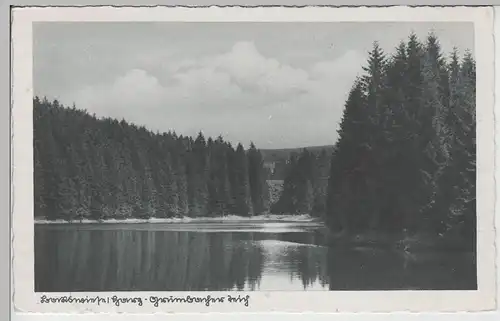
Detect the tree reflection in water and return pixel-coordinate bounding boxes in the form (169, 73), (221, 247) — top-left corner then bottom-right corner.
(326, 247), (476, 290)
(34, 225), (475, 292)
(35, 226), (329, 292)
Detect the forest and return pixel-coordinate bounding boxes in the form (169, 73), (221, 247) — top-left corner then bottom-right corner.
(34, 98), (270, 221)
(270, 148), (330, 216)
(326, 33), (476, 247)
(271, 32), (476, 249)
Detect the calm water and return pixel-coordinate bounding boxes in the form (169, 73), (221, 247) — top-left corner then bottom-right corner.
(34, 221), (476, 292)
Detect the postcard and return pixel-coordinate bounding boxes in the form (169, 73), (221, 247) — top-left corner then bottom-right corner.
(10, 5), (497, 313)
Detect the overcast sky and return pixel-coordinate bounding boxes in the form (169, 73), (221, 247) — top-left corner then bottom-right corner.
(33, 22), (474, 149)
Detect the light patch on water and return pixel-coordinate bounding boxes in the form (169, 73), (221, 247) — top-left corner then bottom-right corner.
(231, 273), (329, 291)
(258, 239), (320, 248)
(230, 239), (328, 291)
(257, 239), (323, 269)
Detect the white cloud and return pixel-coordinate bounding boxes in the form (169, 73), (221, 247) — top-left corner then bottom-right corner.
(73, 69), (165, 117)
(66, 41), (366, 148)
(210, 42), (310, 96)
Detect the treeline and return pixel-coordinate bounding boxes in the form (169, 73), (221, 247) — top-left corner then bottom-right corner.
(271, 149), (330, 216)
(260, 145), (334, 180)
(325, 33), (476, 247)
(34, 98), (270, 221)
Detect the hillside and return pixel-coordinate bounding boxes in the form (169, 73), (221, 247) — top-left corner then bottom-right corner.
(260, 145), (335, 163)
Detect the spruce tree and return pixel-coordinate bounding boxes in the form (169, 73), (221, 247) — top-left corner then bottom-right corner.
(234, 144), (253, 216)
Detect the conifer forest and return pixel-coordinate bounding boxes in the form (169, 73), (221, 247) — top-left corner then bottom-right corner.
(34, 98), (271, 221)
(34, 30), (477, 292)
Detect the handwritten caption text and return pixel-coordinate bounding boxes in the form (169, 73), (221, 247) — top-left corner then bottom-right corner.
(40, 294), (251, 307)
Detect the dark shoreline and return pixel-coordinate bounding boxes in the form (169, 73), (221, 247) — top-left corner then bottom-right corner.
(325, 230), (475, 253)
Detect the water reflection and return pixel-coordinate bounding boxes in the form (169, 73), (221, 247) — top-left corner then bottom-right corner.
(326, 247), (476, 290)
(34, 222), (476, 292)
(35, 223), (329, 292)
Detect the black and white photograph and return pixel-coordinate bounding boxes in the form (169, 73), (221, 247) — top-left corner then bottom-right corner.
(11, 6), (496, 313)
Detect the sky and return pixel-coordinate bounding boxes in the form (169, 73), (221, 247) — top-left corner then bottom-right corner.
(33, 22), (474, 149)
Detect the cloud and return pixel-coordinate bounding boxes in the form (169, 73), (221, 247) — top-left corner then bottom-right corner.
(64, 41), (366, 148)
(211, 42), (310, 96)
(73, 69), (165, 116)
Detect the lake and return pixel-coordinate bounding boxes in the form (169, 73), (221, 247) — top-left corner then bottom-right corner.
(34, 220), (477, 292)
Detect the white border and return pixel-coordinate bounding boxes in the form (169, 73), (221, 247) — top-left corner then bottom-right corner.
(11, 6), (497, 313)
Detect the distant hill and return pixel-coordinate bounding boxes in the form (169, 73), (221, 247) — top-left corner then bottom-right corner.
(260, 145), (335, 181)
(260, 145), (335, 163)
